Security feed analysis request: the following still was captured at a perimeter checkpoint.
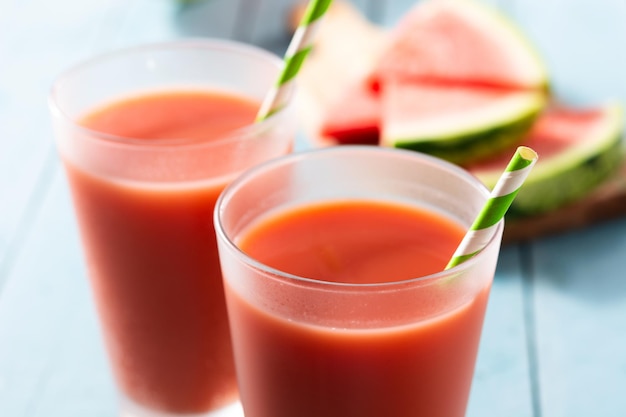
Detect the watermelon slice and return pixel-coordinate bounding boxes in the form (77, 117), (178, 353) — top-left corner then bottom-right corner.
(381, 81), (546, 163)
(293, 0), (387, 146)
(371, 0), (548, 90)
(301, 0), (550, 150)
(469, 103), (625, 215)
(319, 81), (380, 145)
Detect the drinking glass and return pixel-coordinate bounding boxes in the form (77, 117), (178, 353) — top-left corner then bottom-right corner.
(49, 39), (296, 417)
(215, 146), (503, 417)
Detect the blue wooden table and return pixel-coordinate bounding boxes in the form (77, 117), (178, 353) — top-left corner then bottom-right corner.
(1, 1), (625, 416)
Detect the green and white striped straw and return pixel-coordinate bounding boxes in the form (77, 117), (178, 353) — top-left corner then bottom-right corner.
(445, 146), (538, 269)
(256, 0), (333, 121)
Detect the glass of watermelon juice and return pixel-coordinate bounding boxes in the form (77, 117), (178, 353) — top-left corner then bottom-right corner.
(49, 39), (296, 417)
(215, 146), (504, 417)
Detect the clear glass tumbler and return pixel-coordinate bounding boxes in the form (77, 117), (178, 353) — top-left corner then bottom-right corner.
(215, 146), (504, 417)
(49, 39), (296, 417)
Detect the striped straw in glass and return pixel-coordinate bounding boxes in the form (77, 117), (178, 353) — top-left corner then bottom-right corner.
(256, 0), (333, 121)
(446, 146), (538, 269)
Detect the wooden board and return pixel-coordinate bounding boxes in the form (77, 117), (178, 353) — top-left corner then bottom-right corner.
(289, 1), (626, 244)
(503, 159), (626, 243)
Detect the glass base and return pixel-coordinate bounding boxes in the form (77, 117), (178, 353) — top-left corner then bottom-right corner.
(119, 397), (244, 417)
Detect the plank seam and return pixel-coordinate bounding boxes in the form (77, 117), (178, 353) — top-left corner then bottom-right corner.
(0, 146), (58, 302)
(232, 0), (260, 43)
(366, 0), (386, 25)
(521, 243), (543, 417)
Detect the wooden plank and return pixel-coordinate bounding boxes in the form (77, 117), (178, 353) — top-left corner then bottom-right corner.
(0, 0), (173, 415)
(467, 247), (535, 417)
(376, 0), (505, 24)
(530, 218), (626, 417)
(504, 162), (626, 244)
(473, 6), (541, 417)
(95, 0), (179, 50)
(498, 0), (626, 244)
(0, 0), (152, 325)
(369, 0), (514, 26)
(0, 171), (117, 417)
(0, 0), (119, 276)
(174, 0), (243, 40)
(506, 0), (626, 105)
(506, 3), (626, 414)
(244, 0), (293, 54)
(378, 0), (413, 26)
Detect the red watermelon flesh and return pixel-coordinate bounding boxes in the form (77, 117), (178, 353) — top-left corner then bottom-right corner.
(309, 0), (549, 148)
(318, 81), (381, 145)
(370, 0), (547, 90)
(384, 81), (522, 124)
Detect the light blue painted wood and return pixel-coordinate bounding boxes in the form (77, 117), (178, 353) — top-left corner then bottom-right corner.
(0, 0), (171, 279)
(380, 0), (416, 27)
(505, 0), (626, 105)
(531, 218), (626, 417)
(0, 0), (168, 415)
(174, 0), (244, 40)
(505, 1), (626, 415)
(92, 0), (179, 51)
(0, 170), (116, 417)
(243, 0), (296, 53)
(0, 0), (104, 270)
(468, 247), (534, 417)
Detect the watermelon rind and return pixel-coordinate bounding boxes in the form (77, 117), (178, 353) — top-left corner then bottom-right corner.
(474, 103), (625, 216)
(382, 89), (546, 164)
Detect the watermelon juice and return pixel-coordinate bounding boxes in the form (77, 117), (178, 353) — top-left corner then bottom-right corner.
(49, 40), (296, 416)
(67, 91), (258, 413)
(214, 147), (504, 417)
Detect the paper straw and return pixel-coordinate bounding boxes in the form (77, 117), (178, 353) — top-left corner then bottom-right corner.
(445, 146), (538, 269)
(256, 0), (333, 121)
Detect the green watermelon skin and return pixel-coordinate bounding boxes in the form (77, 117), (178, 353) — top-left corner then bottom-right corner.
(509, 137), (623, 216)
(381, 82), (546, 164)
(392, 108), (541, 164)
(470, 104), (625, 216)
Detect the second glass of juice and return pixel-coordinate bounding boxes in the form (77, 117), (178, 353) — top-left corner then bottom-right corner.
(215, 146), (504, 417)
(49, 40), (296, 417)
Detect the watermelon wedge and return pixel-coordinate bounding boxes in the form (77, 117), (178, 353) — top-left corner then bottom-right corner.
(297, 0), (550, 150)
(319, 81), (380, 145)
(371, 0), (548, 90)
(293, 0), (387, 146)
(469, 103), (625, 215)
(381, 81), (546, 163)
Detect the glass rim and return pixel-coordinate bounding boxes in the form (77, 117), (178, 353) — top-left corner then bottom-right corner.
(214, 145), (504, 290)
(48, 38), (293, 150)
